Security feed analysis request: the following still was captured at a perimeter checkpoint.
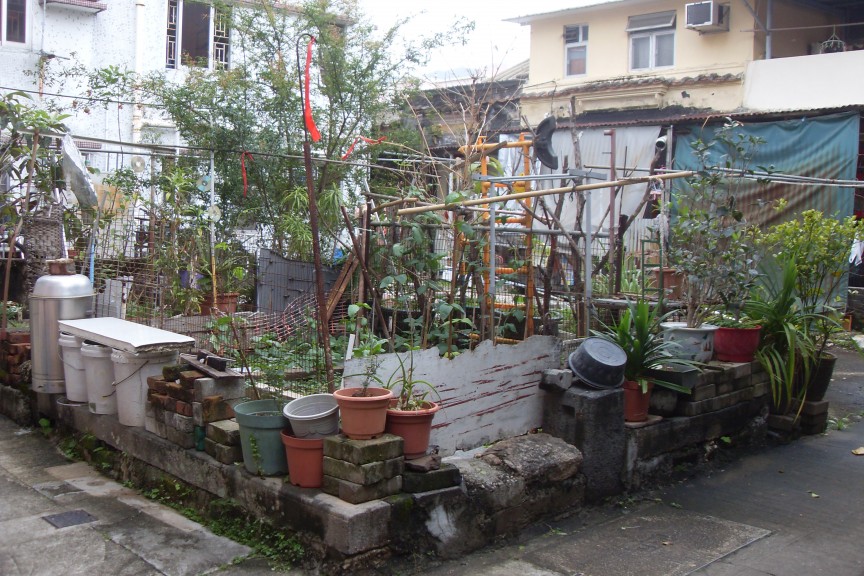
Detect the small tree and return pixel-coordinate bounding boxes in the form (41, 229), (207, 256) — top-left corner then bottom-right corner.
(668, 121), (765, 327)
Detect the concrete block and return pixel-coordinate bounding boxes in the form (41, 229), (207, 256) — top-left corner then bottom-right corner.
(542, 386), (623, 501)
(715, 377), (735, 396)
(207, 419), (241, 446)
(710, 361), (752, 380)
(166, 425), (195, 449)
(677, 388), (753, 417)
(193, 401), (203, 426)
(793, 399), (830, 417)
(767, 414), (798, 432)
(204, 437), (243, 464)
(752, 379), (770, 398)
(144, 413), (167, 438)
(323, 456), (404, 485)
(402, 463), (461, 493)
(323, 434), (404, 466)
(648, 388), (678, 416)
(173, 413), (195, 434)
(322, 474), (402, 504)
(193, 376), (246, 403)
(539, 369), (573, 392)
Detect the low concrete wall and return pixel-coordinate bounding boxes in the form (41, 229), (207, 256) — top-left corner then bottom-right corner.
(542, 360), (771, 497)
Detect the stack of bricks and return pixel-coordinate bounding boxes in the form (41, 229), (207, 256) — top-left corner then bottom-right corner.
(145, 363), (246, 462)
(322, 434), (404, 504)
(790, 399), (830, 436)
(0, 330), (31, 390)
(645, 361), (769, 420)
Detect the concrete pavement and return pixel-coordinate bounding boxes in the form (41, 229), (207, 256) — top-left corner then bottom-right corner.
(408, 344), (864, 576)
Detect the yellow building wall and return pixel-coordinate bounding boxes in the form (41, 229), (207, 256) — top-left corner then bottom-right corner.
(526, 1), (757, 91)
(756, 1), (841, 60)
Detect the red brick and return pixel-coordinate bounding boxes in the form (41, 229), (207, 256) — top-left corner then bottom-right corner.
(176, 400), (193, 417)
(202, 395), (235, 422)
(7, 332), (30, 344)
(149, 392), (169, 408)
(178, 370), (205, 388)
(6, 373), (21, 385)
(146, 376), (169, 394)
(166, 382), (194, 403)
(9, 343), (30, 356)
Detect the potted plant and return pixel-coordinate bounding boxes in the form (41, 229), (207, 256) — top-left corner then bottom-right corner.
(382, 351), (441, 460)
(593, 300), (696, 422)
(756, 207), (863, 400)
(198, 241), (249, 314)
(666, 121), (765, 361)
(744, 259), (822, 415)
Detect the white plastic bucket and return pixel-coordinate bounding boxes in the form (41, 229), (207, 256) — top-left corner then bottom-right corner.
(58, 333), (87, 403)
(81, 343), (116, 415)
(112, 349), (178, 427)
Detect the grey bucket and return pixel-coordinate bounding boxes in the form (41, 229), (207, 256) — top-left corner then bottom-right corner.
(568, 337), (627, 389)
(283, 394), (339, 438)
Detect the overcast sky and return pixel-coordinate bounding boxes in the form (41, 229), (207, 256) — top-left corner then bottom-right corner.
(357, 0), (580, 81)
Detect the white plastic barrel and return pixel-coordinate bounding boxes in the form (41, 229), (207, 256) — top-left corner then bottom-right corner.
(58, 333), (87, 403)
(112, 349), (178, 427)
(81, 343), (116, 414)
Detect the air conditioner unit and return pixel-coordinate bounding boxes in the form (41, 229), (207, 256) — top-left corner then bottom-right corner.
(685, 1), (729, 32)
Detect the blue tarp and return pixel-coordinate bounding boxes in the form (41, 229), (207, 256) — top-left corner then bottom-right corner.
(672, 112), (860, 227)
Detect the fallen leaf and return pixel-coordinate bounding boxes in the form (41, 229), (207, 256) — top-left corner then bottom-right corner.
(852, 447), (864, 456)
(809, 491), (820, 498)
(662, 541), (673, 546)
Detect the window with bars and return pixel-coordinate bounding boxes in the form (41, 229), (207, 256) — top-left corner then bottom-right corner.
(2, 0), (26, 44)
(626, 11), (675, 71)
(166, 0), (230, 70)
(564, 24), (588, 77)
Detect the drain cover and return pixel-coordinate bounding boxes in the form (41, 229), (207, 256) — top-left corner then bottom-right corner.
(42, 509), (97, 528)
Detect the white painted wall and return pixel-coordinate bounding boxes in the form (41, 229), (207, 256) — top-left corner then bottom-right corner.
(743, 50), (864, 112)
(343, 336), (561, 456)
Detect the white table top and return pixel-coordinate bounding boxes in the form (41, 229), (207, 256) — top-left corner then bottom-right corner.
(58, 317), (195, 354)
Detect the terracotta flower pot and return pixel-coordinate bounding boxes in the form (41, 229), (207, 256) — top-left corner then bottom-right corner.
(333, 387), (393, 440)
(385, 401), (441, 460)
(713, 325), (761, 363)
(623, 380), (653, 422)
(281, 430), (324, 488)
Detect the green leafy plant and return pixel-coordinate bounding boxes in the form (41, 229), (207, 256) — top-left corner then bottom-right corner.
(745, 259), (825, 414)
(592, 299), (698, 393)
(668, 121), (766, 327)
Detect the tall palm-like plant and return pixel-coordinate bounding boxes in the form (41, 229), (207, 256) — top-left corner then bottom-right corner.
(593, 300), (698, 393)
(745, 258), (827, 413)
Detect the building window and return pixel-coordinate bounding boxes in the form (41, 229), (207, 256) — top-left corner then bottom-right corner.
(626, 11), (675, 71)
(166, 0), (230, 70)
(2, 0), (26, 44)
(564, 24), (588, 76)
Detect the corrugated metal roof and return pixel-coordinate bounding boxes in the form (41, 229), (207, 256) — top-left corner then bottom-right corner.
(560, 104), (864, 129)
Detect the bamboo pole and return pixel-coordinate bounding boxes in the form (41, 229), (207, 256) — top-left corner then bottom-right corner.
(396, 171), (694, 216)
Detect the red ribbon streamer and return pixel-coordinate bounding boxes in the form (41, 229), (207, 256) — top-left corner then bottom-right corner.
(341, 135), (387, 160)
(240, 151), (254, 198)
(304, 37), (321, 142)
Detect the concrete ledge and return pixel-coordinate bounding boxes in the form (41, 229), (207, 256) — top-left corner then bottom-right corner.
(55, 402), (390, 557)
(53, 404), (586, 565)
